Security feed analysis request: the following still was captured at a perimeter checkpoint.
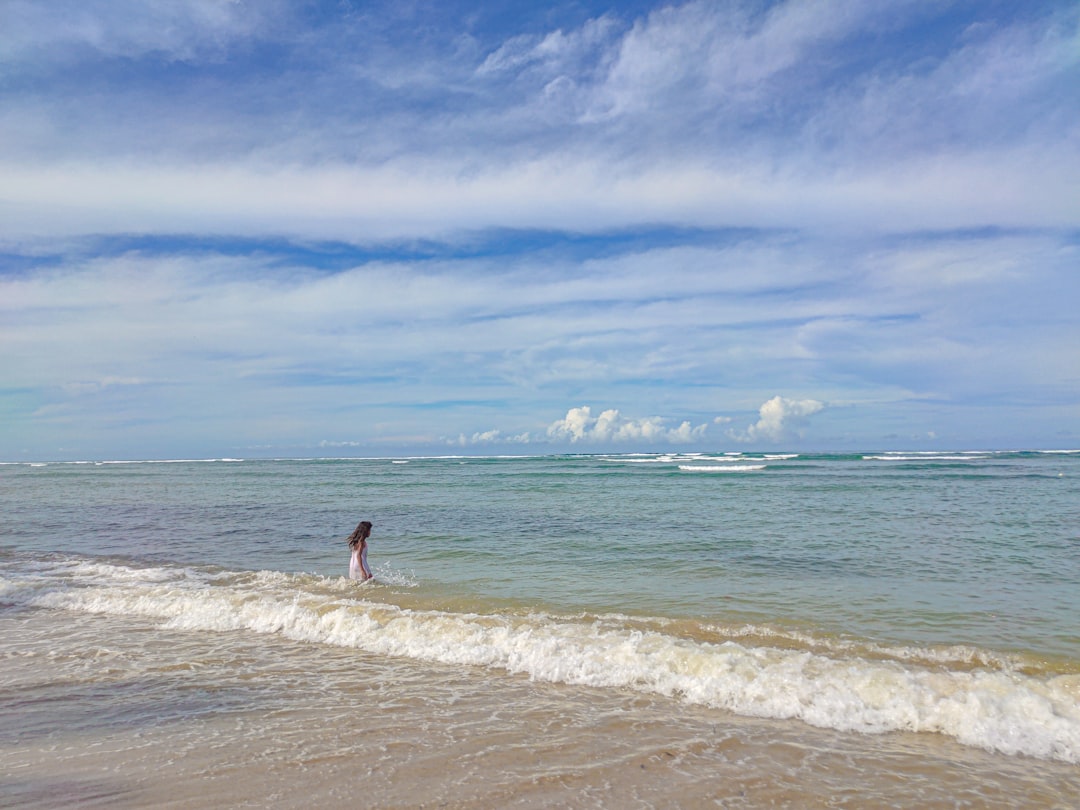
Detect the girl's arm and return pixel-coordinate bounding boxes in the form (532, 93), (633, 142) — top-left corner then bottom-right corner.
(361, 540), (373, 578)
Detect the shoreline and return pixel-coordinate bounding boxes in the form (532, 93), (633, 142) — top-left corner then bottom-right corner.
(4, 608), (1079, 809)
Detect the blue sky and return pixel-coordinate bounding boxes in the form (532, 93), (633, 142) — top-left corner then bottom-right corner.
(1, 0), (1078, 459)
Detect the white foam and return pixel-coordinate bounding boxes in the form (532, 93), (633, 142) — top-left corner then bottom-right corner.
(11, 561), (1078, 764)
(863, 455), (989, 462)
(702, 622), (1032, 671)
(679, 465), (766, 472)
(95, 458), (246, 464)
(604, 454), (722, 465)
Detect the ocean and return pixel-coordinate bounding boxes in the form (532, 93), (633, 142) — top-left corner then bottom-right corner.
(2, 451), (1079, 808)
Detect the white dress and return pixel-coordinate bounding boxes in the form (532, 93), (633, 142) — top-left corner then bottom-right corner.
(349, 545), (367, 580)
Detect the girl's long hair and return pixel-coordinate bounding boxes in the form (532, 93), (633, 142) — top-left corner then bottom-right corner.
(347, 520), (372, 549)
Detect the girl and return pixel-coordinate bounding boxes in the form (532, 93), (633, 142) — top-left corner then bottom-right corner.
(347, 520), (373, 581)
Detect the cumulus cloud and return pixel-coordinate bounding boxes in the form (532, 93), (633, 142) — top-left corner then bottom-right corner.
(729, 396), (825, 443)
(456, 401), (818, 449)
(448, 430), (532, 447)
(546, 406), (708, 444)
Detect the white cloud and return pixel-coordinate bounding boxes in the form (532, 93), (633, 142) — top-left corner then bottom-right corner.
(476, 16), (618, 78)
(546, 406), (708, 444)
(584, 0), (880, 120)
(2, 148), (1076, 245)
(447, 430), (533, 447)
(2, 3), (1077, 239)
(800, 7), (1080, 163)
(2, 228), (1075, 456)
(729, 396), (825, 443)
(0, 0), (281, 63)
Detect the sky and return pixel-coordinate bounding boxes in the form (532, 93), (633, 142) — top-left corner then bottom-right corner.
(1, 0), (1078, 460)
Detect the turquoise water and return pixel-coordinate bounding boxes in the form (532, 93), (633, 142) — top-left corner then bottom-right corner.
(5, 451), (1077, 655)
(3, 450), (1080, 768)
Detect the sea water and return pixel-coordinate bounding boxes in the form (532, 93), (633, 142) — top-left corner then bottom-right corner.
(2, 452), (1079, 807)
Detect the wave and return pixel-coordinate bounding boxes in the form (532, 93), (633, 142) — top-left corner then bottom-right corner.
(94, 458), (246, 465)
(3, 558), (1078, 764)
(3, 458), (246, 466)
(602, 454), (783, 468)
(678, 465), (767, 472)
(863, 454), (991, 462)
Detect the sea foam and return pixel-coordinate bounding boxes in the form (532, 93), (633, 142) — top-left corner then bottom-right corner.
(678, 464), (766, 472)
(8, 560), (1079, 764)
